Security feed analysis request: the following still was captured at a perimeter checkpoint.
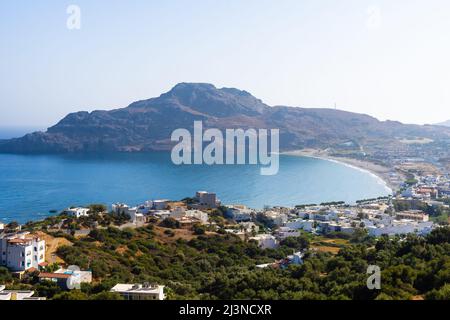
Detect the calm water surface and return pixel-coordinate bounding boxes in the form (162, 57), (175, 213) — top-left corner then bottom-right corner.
(0, 152), (391, 223)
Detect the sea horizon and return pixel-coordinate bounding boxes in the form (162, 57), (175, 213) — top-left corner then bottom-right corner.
(0, 126), (45, 139)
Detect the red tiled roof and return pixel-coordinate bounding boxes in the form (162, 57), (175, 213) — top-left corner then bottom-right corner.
(8, 239), (30, 244)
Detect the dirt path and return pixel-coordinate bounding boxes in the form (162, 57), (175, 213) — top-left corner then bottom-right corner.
(35, 231), (73, 265)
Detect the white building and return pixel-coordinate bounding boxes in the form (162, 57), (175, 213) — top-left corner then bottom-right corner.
(367, 221), (434, 237)
(0, 285), (46, 300)
(185, 210), (209, 224)
(112, 203), (146, 225)
(309, 211), (337, 222)
(153, 210), (171, 220)
(238, 222), (259, 234)
(127, 207), (146, 225)
(0, 232), (46, 272)
(226, 205), (254, 222)
(64, 207), (90, 218)
(285, 219), (314, 232)
(276, 227), (300, 240)
(263, 211), (288, 226)
(111, 283), (165, 300)
(249, 234), (278, 249)
(38, 268), (92, 289)
(286, 252), (304, 265)
(0, 223), (4, 231)
(112, 203), (130, 215)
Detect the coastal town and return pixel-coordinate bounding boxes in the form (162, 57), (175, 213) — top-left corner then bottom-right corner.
(1, 167), (449, 300)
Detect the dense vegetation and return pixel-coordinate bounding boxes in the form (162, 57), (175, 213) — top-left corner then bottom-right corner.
(4, 224), (449, 300)
(2, 209), (449, 300)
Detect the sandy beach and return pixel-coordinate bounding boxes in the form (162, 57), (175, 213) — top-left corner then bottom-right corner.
(282, 149), (402, 193)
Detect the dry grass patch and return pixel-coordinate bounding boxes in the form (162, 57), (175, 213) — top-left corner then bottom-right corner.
(36, 231), (73, 264)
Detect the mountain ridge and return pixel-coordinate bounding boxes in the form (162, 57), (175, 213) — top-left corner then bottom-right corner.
(436, 120), (450, 127)
(1, 83), (449, 153)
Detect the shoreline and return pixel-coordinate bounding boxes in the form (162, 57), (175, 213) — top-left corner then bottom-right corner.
(0, 151), (400, 225)
(282, 149), (398, 194)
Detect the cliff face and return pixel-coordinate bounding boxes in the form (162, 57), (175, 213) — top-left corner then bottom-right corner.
(1, 83), (449, 153)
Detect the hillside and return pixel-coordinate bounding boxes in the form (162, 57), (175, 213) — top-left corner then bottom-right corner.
(1, 83), (449, 153)
(4, 216), (450, 300)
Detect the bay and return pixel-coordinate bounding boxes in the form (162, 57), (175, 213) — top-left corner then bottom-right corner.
(0, 152), (391, 223)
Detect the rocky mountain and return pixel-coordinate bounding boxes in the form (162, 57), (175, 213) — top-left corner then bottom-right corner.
(1, 83), (449, 153)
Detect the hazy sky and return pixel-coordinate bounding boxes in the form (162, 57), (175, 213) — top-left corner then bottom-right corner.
(1, 0), (450, 128)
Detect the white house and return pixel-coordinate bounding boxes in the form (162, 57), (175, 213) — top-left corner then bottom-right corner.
(276, 227), (300, 240)
(185, 210), (209, 224)
(0, 223), (4, 231)
(127, 207), (146, 225)
(38, 268), (92, 289)
(226, 205), (254, 222)
(64, 207), (90, 218)
(112, 204), (146, 225)
(112, 203), (130, 215)
(0, 232), (46, 272)
(0, 286), (46, 300)
(286, 252), (304, 265)
(111, 283), (165, 300)
(367, 221), (434, 237)
(285, 219), (314, 232)
(249, 234), (278, 249)
(238, 222), (259, 234)
(153, 210), (171, 220)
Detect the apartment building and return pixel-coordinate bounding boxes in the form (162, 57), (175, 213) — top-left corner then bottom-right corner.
(395, 210), (429, 222)
(193, 191), (220, 209)
(0, 232), (46, 272)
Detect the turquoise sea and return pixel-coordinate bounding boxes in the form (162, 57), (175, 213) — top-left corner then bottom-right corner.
(0, 152), (391, 224)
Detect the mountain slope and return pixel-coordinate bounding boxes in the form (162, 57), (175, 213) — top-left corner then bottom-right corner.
(1, 83), (449, 153)
(436, 120), (450, 127)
